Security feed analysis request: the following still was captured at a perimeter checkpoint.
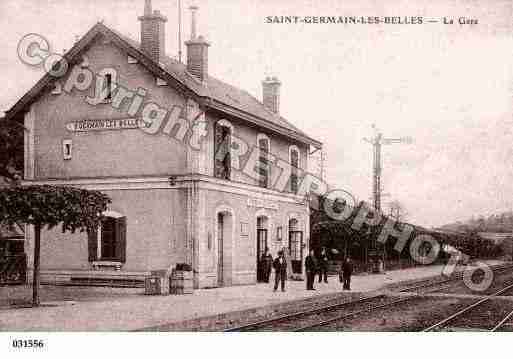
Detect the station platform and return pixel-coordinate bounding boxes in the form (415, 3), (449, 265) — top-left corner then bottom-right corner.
(0, 260), (504, 331)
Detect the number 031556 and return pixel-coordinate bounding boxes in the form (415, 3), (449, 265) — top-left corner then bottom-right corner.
(11, 339), (45, 349)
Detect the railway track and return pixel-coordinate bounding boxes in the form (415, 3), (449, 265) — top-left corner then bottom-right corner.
(398, 263), (513, 294)
(224, 294), (388, 332)
(293, 275), (478, 332)
(224, 274), (468, 332)
(225, 263), (513, 332)
(423, 282), (513, 332)
(490, 308), (513, 332)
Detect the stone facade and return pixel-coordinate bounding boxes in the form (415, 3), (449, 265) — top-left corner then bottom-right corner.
(15, 5), (319, 289)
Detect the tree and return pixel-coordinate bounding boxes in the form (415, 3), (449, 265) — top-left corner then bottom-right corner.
(0, 185), (111, 306)
(0, 118), (24, 184)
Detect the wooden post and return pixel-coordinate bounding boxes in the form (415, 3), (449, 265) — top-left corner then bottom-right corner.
(364, 239), (368, 272)
(32, 223), (41, 307)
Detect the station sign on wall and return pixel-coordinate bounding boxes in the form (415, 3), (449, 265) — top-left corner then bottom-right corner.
(66, 118), (145, 132)
(247, 198), (278, 211)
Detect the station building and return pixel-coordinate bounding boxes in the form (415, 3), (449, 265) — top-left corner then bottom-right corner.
(5, 0), (322, 288)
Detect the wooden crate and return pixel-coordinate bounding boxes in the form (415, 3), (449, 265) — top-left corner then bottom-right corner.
(145, 275), (170, 295)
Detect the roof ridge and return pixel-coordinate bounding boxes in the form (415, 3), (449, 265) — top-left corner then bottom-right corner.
(236, 86), (306, 134)
(101, 23), (315, 142)
(6, 21), (321, 148)
(204, 75), (308, 136)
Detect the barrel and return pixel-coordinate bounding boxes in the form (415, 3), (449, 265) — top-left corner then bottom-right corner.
(170, 270), (193, 294)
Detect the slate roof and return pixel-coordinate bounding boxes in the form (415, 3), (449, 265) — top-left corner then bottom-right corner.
(112, 26), (320, 147)
(6, 23), (322, 148)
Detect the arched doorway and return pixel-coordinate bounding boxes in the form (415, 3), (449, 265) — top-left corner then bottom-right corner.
(256, 216), (269, 282)
(289, 218), (303, 274)
(216, 211), (233, 287)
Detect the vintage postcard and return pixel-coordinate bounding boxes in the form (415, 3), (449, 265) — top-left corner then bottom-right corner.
(1, 0), (512, 356)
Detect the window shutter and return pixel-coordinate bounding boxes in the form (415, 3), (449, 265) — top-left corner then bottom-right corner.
(225, 128), (231, 179)
(87, 226), (98, 262)
(258, 138), (269, 188)
(290, 149), (299, 193)
(115, 217), (127, 263)
(214, 125), (225, 178)
(214, 124), (231, 180)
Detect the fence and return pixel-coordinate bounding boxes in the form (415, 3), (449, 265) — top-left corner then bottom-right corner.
(327, 257), (448, 275)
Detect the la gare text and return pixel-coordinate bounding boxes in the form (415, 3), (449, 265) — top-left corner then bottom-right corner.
(443, 17), (478, 25)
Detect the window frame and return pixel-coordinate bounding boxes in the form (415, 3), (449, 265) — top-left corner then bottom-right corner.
(257, 133), (271, 188)
(288, 218), (303, 274)
(98, 68), (117, 103)
(289, 145), (300, 194)
(88, 211), (126, 264)
(98, 217), (117, 261)
(214, 119), (234, 181)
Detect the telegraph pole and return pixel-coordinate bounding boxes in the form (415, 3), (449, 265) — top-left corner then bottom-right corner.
(364, 124), (412, 213)
(178, 0), (182, 63)
(363, 124), (412, 272)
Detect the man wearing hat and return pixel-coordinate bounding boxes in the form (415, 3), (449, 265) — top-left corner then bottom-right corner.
(273, 250), (287, 292)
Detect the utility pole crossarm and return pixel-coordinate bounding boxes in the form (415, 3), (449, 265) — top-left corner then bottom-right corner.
(381, 137), (413, 145)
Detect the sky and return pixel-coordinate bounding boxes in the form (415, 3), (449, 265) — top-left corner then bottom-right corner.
(1, 0), (512, 227)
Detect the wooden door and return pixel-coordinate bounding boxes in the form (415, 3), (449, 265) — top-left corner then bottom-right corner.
(256, 229), (268, 282)
(217, 213), (224, 287)
(289, 231), (303, 274)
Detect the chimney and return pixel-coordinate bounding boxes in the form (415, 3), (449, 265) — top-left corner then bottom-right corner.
(262, 76), (281, 114)
(185, 6), (210, 82)
(138, 0), (167, 62)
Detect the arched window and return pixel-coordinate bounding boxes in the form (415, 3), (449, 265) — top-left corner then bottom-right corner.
(257, 134), (270, 188)
(88, 211), (126, 263)
(289, 145), (300, 194)
(214, 120), (233, 180)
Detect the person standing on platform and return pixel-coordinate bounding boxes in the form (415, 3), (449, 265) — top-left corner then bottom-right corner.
(318, 247), (329, 283)
(305, 249), (317, 290)
(273, 250), (287, 292)
(261, 247), (273, 283)
(342, 257), (353, 290)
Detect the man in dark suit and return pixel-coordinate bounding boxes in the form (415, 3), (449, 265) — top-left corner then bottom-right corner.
(305, 249), (317, 290)
(273, 250), (287, 292)
(342, 257), (353, 290)
(318, 247), (329, 283)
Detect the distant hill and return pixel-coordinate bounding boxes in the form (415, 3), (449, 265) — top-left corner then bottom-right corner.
(438, 212), (513, 233)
